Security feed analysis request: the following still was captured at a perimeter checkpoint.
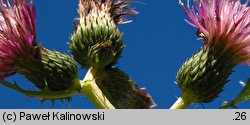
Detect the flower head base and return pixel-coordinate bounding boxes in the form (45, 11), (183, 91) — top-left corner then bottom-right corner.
(0, 0), (36, 79)
(70, 0), (137, 69)
(180, 0), (250, 65)
(177, 0), (250, 103)
(17, 47), (79, 91)
(177, 46), (236, 103)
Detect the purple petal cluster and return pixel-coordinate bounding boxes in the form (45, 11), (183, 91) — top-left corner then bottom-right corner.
(0, 0), (36, 79)
(180, 0), (250, 65)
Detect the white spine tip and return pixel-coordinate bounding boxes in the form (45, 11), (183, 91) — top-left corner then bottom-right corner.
(179, 0), (184, 6)
(239, 81), (246, 87)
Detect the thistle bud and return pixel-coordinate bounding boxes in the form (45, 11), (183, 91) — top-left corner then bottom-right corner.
(70, 0), (122, 69)
(17, 47), (79, 91)
(70, 0), (137, 69)
(95, 68), (155, 109)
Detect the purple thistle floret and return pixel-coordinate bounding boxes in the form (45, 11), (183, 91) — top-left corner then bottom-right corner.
(180, 0), (250, 65)
(0, 0), (36, 79)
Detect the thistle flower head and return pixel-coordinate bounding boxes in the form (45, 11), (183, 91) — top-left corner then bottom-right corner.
(0, 0), (36, 79)
(176, 0), (250, 103)
(180, 0), (250, 65)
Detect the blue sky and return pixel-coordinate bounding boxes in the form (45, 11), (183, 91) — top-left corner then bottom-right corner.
(0, 0), (250, 109)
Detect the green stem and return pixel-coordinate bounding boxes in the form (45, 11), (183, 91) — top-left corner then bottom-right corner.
(80, 68), (115, 109)
(170, 97), (191, 109)
(0, 80), (78, 100)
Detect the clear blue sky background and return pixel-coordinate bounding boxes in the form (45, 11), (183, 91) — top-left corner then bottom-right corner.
(0, 0), (250, 109)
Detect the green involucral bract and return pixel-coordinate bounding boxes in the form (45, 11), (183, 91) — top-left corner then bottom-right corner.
(16, 46), (79, 91)
(177, 42), (240, 103)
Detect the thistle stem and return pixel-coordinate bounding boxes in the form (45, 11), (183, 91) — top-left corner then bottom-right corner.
(170, 97), (191, 109)
(80, 68), (115, 109)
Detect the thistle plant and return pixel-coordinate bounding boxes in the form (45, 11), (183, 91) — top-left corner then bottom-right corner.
(1, 0), (250, 109)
